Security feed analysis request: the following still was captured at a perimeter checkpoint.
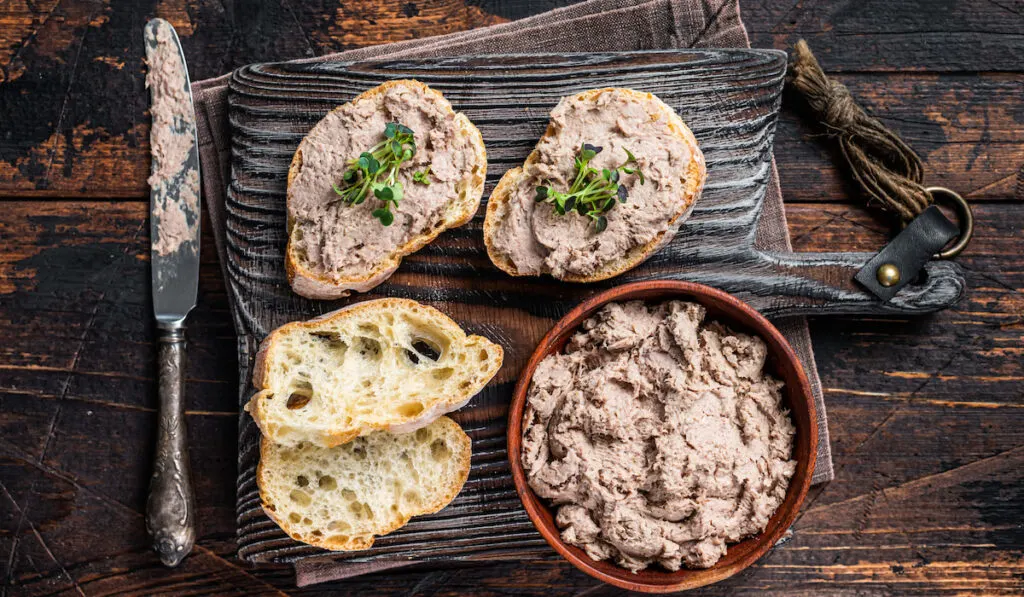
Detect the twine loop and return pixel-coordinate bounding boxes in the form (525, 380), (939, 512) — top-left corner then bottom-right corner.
(789, 39), (933, 222)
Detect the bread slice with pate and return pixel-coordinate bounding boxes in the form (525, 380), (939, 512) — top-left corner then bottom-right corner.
(258, 416), (471, 551)
(246, 298), (503, 447)
(286, 79), (487, 299)
(483, 88), (706, 282)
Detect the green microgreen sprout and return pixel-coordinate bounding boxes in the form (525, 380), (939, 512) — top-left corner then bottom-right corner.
(534, 143), (644, 232)
(331, 122), (417, 226)
(412, 165), (432, 185)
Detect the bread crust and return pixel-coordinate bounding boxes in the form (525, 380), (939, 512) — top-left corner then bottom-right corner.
(286, 79), (488, 299)
(483, 87), (706, 282)
(257, 416), (472, 551)
(246, 298), (503, 447)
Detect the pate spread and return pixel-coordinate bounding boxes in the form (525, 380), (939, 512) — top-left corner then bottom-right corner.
(522, 300), (796, 572)
(490, 89), (699, 279)
(288, 82), (481, 278)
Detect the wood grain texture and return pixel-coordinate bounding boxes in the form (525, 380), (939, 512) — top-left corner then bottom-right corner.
(0, 1), (1022, 201)
(744, 0), (1024, 72)
(773, 73), (1024, 205)
(0, 0), (508, 198)
(1, 200), (1020, 595)
(0, 0), (1022, 595)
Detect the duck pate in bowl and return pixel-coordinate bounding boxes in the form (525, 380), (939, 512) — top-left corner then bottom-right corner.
(508, 281), (817, 593)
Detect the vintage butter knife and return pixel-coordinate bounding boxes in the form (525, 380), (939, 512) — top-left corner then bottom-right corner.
(144, 18), (200, 568)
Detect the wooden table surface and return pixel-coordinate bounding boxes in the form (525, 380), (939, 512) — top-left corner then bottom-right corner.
(1, 1), (1021, 595)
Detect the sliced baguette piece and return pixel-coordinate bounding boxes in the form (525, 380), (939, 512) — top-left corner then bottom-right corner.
(258, 416), (471, 551)
(483, 87), (706, 282)
(246, 298), (503, 447)
(286, 79), (487, 299)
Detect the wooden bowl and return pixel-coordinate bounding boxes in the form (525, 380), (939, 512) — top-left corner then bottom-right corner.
(507, 280), (817, 593)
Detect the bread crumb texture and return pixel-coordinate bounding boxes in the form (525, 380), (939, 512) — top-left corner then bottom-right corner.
(249, 299), (502, 447)
(259, 417), (471, 550)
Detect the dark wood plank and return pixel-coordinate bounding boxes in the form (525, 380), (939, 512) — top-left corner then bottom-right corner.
(1, 199), (1021, 595)
(0, 0), (509, 198)
(1, 0), (1021, 200)
(0, 201), (237, 420)
(226, 51), (963, 329)
(0, 0), (1022, 593)
(744, 0), (1024, 72)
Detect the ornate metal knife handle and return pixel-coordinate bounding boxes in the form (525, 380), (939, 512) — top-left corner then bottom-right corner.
(146, 322), (196, 567)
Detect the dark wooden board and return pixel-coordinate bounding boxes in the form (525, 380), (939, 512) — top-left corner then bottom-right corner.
(225, 48), (786, 566)
(224, 48), (965, 567)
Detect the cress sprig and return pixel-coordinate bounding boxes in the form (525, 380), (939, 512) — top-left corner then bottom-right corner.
(412, 166), (432, 185)
(535, 144), (644, 233)
(331, 122), (430, 226)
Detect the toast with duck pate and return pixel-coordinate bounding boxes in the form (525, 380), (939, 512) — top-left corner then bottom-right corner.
(286, 80), (487, 299)
(484, 88), (705, 282)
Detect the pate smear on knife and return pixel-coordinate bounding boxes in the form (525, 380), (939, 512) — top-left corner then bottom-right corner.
(146, 19), (199, 257)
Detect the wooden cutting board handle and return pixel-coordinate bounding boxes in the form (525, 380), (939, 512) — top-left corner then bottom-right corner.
(741, 251), (965, 318)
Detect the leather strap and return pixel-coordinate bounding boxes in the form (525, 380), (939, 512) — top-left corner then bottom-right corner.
(855, 206), (960, 302)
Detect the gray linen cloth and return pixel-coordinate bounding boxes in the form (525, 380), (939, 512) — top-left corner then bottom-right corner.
(191, 0), (833, 584)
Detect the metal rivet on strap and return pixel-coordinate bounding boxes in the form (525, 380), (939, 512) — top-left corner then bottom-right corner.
(877, 263), (901, 287)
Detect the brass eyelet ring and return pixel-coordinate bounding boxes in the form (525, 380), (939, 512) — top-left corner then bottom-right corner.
(925, 186), (973, 259)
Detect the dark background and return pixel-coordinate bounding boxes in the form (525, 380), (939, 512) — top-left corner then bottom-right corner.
(1, 0), (1022, 595)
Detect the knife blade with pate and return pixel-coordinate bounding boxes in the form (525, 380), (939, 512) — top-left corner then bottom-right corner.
(144, 18), (199, 568)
